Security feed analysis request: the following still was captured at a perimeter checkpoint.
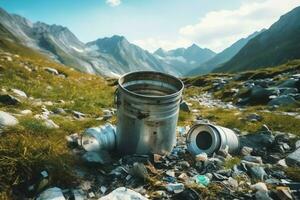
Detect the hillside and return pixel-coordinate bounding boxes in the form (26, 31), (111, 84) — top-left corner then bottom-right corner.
(214, 6), (300, 73)
(187, 30), (264, 76)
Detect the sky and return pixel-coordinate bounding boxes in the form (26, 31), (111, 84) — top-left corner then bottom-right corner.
(0, 0), (299, 53)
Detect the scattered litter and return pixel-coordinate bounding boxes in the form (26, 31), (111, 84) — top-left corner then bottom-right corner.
(194, 175), (210, 186)
(186, 123), (239, 156)
(166, 183), (185, 193)
(99, 187), (148, 200)
(37, 187), (65, 200)
(81, 123), (116, 152)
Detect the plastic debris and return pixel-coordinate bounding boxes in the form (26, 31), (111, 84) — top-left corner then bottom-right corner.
(81, 123), (116, 152)
(99, 187), (148, 200)
(194, 175), (210, 186)
(37, 187), (65, 200)
(166, 183), (185, 193)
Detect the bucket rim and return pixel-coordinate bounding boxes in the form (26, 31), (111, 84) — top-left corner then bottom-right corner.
(118, 70), (184, 99)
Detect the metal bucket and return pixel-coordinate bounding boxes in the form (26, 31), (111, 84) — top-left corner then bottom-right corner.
(186, 123), (239, 156)
(116, 71), (184, 155)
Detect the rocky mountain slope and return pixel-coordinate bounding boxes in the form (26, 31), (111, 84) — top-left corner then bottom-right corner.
(187, 30), (265, 76)
(0, 7), (180, 77)
(215, 6), (300, 73)
(154, 44), (216, 74)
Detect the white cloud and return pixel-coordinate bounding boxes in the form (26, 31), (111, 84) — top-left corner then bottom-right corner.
(133, 37), (192, 52)
(106, 0), (121, 7)
(179, 0), (300, 52)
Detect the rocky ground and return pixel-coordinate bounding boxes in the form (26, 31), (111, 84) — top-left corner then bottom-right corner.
(0, 50), (300, 199)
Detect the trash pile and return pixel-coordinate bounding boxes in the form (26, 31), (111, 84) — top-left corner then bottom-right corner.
(34, 123), (296, 199)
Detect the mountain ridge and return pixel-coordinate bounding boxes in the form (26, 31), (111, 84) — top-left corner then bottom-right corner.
(214, 6), (300, 73)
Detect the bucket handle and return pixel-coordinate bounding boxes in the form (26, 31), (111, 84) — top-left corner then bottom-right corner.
(114, 88), (121, 108)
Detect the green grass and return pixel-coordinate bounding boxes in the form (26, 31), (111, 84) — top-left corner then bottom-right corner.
(0, 45), (115, 198)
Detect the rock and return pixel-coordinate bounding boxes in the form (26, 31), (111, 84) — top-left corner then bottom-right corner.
(166, 183), (185, 193)
(11, 89), (27, 98)
(37, 187), (65, 200)
(0, 111), (18, 128)
(275, 186), (293, 200)
(240, 146), (253, 156)
(53, 108), (66, 114)
(251, 182), (268, 192)
(281, 88), (298, 95)
(180, 101), (190, 112)
(268, 95), (298, 106)
(295, 140), (300, 149)
(4, 56), (12, 62)
(246, 113), (263, 122)
(243, 155), (263, 164)
(238, 86), (277, 105)
(45, 67), (59, 75)
(250, 166), (267, 181)
(286, 148), (300, 167)
(0, 94), (21, 105)
(239, 132), (274, 150)
(44, 119), (59, 129)
(82, 150), (111, 164)
(278, 78), (300, 89)
(20, 109), (32, 115)
(255, 191), (272, 200)
(72, 111), (85, 119)
(99, 187), (148, 200)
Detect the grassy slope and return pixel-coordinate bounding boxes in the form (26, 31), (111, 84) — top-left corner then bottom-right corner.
(0, 39), (114, 198)
(183, 60), (300, 135)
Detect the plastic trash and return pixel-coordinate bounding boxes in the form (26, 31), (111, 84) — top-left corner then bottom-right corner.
(81, 123), (116, 152)
(194, 175), (210, 186)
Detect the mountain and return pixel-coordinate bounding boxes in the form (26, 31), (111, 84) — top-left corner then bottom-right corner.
(153, 44), (215, 74)
(214, 6), (300, 73)
(0, 7), (179, 77)
(186, 30), (265, 76)
(85, 35), (170, 75)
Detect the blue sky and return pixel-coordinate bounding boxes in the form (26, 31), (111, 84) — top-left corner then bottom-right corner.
(0, 0), (299, 52)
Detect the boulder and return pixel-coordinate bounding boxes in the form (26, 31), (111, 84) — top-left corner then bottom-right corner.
(239, 131), (274, 150)
(238, 86), (277, 105)
(268, 95), (298, 106)
(180, 101), (190, 112)
(277, 78), (300, 89)
(44, 119), (59, 129)
(11, 89), (27, 98)
(45, 67), (59, 75)
(0, 94), (21, 105)
(286, 148), (300, 167)
(0, 111), (18, 128)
